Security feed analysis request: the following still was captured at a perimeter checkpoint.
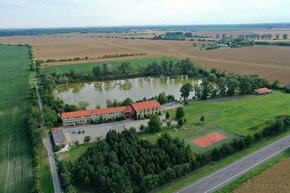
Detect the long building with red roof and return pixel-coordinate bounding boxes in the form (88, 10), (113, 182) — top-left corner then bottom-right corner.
(62, 100), (160, 126)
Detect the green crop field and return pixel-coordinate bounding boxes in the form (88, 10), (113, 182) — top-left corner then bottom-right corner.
(140, 91), (290, 152)
(42, 57), (177, 74)
(0, 45), (33, 193)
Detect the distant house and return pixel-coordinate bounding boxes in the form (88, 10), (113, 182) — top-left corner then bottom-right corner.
(217, 43), (228, 47)
(50, 127), (68, 145)
(61, 100), (161, 126)
(254, 87), (273, 95)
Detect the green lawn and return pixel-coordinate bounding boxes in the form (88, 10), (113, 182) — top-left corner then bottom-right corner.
(60, 141), (98, 163)
(42, 57), (177, 74)
(140, 91), (290, 152)
(181, 91), (290, 135)
(0, 45), (33, 193)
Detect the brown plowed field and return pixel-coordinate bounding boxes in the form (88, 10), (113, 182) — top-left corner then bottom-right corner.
(234, 158), (290, 193)
(0, 34), (289, 84)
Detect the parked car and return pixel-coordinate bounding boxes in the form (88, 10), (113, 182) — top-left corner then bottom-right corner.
(82, 130), (85, 134)
(78, 130), (81, 134)
(72, 131), (76, 134)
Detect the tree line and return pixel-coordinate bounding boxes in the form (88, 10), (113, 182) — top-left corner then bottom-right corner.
(36, 52), (147, 64)
(179, 67), (276, 102)
(255, 41), (290, 46)
(57, 116), (290, 193)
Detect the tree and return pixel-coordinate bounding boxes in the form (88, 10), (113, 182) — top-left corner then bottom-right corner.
(240, 76), (253, 95)
(193, 84), (202, 99)
(207, 73), (217, 82)
(180, 83), (193, 101)
(102, 63), (110, 75)
(200, 115), (205, 122)
(271, 80), (280, 89)
(122, 97), (133, 106)
(283, 34), (288, 40)
(227, 78), (240, 96)
(147, 114), (162, 133)
(158, 92), (168, 104)
(166, 112), (170, 119)
(139, 124), (146, 131)
(275, 34), (280, 40)
(53, 145), (61, 152)
(176, 107), (185, 120)
(84, 136), (91, 143)
(118, 62), (132, 74)
(200, 79), (213, 99)
(78, 101), (90, 110)
(217, 77), (227, 96)
(216, 34), (220, 39)
(178, 119), (184, 126)
(93, 66), (102, 77)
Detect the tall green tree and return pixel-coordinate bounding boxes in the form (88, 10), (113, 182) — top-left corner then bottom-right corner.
(176, 107), (185, 120)
(147, 114), (162, 133)
(283, 34), (288, 39)
(227, 78), (240, 96)
(200, 79), (213, 99)
(180, 83), (193, 101)
(216, 77), (227, 96)
(93, 65), (102, 77)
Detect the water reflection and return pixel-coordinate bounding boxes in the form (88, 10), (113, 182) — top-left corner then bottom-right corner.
(56, 76), (202, 109)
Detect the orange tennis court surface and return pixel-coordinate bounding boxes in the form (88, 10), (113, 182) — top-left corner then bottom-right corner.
(192, 132), (227, 147)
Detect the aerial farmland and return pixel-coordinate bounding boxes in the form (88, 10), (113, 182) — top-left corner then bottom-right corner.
(1, 1), (290, 193)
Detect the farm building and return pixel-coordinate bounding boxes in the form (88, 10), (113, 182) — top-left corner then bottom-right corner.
(50, 127), (68, 145)
(254, 87), (273, 95)
(62, 100), (161, 126)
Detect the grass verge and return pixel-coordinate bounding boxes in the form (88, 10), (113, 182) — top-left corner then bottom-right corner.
(37, 145), (54, 193)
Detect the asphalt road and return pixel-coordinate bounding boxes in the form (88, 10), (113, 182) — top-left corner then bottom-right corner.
(43, 138), (62, 193)
(35, 80), (62, 193)
(175, 134), (290, 193)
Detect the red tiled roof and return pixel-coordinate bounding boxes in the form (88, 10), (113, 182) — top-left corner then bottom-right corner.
(50, 127), (61, 132)
(62, 106), (131, 119)
(130, 100), (160, 112)
(254, 87), (272, 94)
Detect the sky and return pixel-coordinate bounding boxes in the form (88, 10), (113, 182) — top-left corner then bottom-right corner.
(0, 0), (289, 28)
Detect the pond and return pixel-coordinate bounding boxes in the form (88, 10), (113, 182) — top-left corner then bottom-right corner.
(56, 76), (202, 109)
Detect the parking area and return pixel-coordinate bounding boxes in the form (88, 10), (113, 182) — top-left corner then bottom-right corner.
(63, 115), (176, 144)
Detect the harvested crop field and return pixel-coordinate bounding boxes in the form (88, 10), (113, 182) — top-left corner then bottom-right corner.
(1, 35), (290, 84)
(234, 157), (290, 193)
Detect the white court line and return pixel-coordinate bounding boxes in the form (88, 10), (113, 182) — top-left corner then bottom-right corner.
(175, 135), (289, 193)
(204, 146), (289, 193)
